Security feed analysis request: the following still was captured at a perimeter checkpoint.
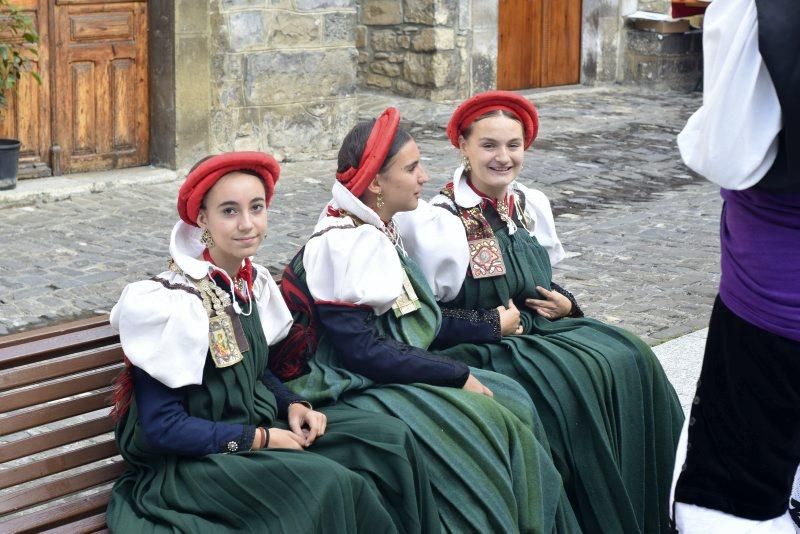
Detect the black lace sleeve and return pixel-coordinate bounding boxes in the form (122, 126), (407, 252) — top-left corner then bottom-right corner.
(551, 282), (585, 318)
(430, 308), (501, 350)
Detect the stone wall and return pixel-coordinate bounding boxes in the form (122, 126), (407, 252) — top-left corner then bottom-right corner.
(622, 27), (702, 91)
(637, 0), (670, 13)
(204, 0), (359, 164)
(618, 0), (703, 91)
(356, 0), (474, 101)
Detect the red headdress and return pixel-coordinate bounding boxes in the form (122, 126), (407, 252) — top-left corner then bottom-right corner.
(177, 152), (281, 226)
(446, 91), (539, 149)
(336, 107), (401, 198)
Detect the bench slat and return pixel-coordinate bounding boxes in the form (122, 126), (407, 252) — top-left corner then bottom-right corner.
(0, 461), (125, 516)
(0, 346), (123, 391)
(0, 316), (111, 350)
(0, 388), (113, 436)
(0, 415), (114, 463)
(0, 487), (111, 532)
(0, 366), (122, 412)
(0, 325), (119, 370)
(0, 439), (119, 490)
(41, 511), (109, 534)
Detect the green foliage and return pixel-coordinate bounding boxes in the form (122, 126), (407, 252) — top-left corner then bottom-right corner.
(0, 0), (41, 111)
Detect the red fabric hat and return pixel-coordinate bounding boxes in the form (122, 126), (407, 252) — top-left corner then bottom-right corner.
(446, 91), (539, 149)
(178, 152), (281, 226)
(336, 107), (401, 198)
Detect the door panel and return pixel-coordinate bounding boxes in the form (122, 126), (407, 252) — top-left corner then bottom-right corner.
(54, 1), (148, 174)
(0, 0), (51, 177)
(498, 0), (581, 90)
(542, 0), (581, 87)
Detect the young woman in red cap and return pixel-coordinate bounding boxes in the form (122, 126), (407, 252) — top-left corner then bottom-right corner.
(394, 91), (684, 533)
(273, 109), (581, 533)
(106, 152), (439, 533)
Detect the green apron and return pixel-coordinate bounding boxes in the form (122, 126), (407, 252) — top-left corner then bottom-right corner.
(437, 222), (684, 534)
(289, 253), (581, 533)
(108, 297), (436, 533)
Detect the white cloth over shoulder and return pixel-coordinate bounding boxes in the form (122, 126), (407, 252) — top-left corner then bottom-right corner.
(304, 183), (405, 316)
(394, 199), (470, 302)
(514, 182), (565, 266)
(436, 166), (564, 266)
(111, 273), (209, 389)
(677, 0), (781, 190)
(397, 166), (565, 302)
(110, 220), (293, 389)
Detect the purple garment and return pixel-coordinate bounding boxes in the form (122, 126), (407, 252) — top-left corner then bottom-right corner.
(719, 188), (800, 342)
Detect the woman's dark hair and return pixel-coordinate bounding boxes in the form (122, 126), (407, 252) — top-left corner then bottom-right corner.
(460, 110), (521, 140)
(337, 119), (412, 174)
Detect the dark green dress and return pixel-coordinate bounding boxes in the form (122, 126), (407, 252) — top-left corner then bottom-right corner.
(107, 297), (438, 533)
(436, 216), (684, 533)
(288, 252), (582, 534)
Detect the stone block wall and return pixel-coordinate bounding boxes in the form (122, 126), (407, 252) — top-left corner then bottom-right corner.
(623, 27), (702, 91)
(357, 0), (474, 101)
(205, 0), (359, 163)
(637, 0), (670, 13)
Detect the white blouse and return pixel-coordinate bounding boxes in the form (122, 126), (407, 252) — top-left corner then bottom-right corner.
(110, 221), (293, 389)
(677, 0), (781, 190)
(395, 165), (566, 302)
(303, 183), (405, 316)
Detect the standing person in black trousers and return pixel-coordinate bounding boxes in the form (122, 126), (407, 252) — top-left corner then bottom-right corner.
(670, 0), (800, 532)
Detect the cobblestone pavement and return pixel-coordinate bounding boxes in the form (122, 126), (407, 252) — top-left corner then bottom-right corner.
(0, 85), (719, 347)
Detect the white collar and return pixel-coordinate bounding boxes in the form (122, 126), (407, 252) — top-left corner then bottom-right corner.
(330, 181), (393, 231)
(168, 220), (247, 289)
(451, 165), (520, 209)
(450, 166), (521, 235)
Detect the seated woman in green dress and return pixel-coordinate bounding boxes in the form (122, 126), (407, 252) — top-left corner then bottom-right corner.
(394, 91), (684, 533)
(271, 108), (581, 533)
(107, 152), (439, 533)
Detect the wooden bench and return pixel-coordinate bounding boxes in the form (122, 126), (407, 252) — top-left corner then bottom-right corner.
(0, 315), (123, 533)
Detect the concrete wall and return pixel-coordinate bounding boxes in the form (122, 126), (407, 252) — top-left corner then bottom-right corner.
(147, 0), (698, 171)
(357, 0), (474, 101)
(207, 0), (359, 163)
(619, 0), (703, 91)
(150, 1), (360, 170)
(355, 0), (649, 99)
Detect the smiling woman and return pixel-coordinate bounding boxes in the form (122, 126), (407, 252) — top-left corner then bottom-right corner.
(197, 171), (269, 278)
(396, 90), (684, 533)
(272, 108), (581, 532)
(105, 151), (439, 533)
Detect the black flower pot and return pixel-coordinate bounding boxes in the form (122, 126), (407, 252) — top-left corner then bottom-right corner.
(0, 138), (21, 190)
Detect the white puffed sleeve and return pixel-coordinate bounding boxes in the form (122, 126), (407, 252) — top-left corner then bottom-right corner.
(110, 275), (209, 389)
(394, 200), (469, 302)
(676, 0), (780, 190)
(516, 183), (566, 266)
(303, 220), (403, 316)
(252, 264), (293, 345)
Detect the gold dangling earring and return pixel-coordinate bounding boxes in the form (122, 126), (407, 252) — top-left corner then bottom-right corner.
(201, 228), (215, 248)
(461, 155), (471, 173)
(376, 192), (385, 209)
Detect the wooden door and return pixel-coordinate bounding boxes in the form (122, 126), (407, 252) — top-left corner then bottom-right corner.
(53, 0), (148, 174)
(0, 0), (51, 177)
(498, 0), (582, 90)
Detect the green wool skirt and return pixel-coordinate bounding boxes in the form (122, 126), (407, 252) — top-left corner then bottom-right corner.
(288, 253), (581, 534)
(438, 224), (684, 534)
(108, 300), (437, 533)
